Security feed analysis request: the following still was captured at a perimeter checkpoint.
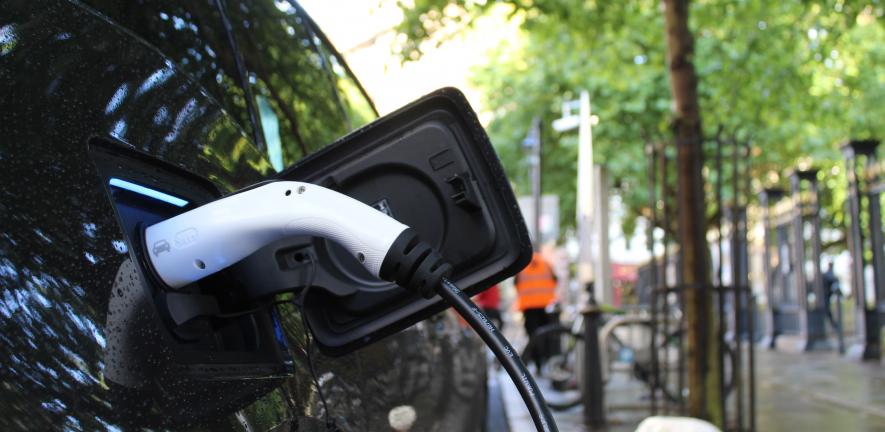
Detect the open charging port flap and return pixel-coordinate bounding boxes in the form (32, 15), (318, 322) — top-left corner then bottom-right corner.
(257, 88), (533, 355)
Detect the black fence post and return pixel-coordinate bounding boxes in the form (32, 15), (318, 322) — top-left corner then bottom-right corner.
(646, 142), (660, 415)
(581, 304), (605, 428)
(760, 188), (785, 349)
(842, 139), (883, 360)
(790, 169), (828, 351)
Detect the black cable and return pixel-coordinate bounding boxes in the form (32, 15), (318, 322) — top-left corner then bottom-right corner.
(300, 309), (336, 430)
(437, 278), (558, 432)
(292, 254), (337, 431)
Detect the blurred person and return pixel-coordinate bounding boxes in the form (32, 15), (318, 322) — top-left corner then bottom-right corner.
(475, 284), (503, 329)
(515, 252), (558, 372)
(822, 261), (841, 330)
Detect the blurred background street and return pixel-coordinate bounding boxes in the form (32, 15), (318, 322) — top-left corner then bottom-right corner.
(302, 2), (884, 430)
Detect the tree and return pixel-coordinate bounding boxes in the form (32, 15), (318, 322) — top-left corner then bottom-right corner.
(394, 0), (883, 236)
(661, 0), (718, 421)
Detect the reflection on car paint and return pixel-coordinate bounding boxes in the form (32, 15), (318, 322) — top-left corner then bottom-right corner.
(0, 0), (487, 430)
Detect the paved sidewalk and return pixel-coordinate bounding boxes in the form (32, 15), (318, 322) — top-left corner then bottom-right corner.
(496, 347), (885, 431)
(755, 349), (885, 431)
(496, 367), (647, 431)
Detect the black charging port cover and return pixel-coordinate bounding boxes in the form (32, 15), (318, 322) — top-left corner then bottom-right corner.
(261, 88), (532, 356)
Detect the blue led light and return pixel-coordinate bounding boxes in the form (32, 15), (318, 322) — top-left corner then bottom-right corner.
(109, 178), (189, 207)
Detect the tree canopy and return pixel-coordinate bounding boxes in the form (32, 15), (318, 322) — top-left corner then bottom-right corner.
(395, 0), (884, 244)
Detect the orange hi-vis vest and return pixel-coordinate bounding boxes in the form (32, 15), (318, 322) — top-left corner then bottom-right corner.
(515, 253), (557, 311)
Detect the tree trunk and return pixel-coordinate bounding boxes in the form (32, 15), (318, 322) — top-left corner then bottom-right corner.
(662, 0), (722, 425)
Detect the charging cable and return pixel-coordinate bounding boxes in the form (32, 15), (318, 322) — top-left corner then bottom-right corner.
(437, 278), (556, 432)
(144, 181), (557, 432)
(291, 253), (339, 431)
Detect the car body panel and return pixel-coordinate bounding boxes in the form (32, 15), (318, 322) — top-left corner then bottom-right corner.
(0, 0), (485, 430)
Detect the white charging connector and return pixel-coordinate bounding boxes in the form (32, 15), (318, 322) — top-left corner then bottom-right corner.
(144, 181), (408, 289)
(141, 180), (555, 432)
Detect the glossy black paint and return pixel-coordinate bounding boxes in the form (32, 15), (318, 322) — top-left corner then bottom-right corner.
(0, 0), (486, 430)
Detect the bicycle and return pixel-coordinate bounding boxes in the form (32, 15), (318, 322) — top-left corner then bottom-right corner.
(521, 306), (738, 411)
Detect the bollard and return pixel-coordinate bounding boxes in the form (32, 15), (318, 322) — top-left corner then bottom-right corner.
(581, 304), (606, 428)
(836, 292), (845, 355)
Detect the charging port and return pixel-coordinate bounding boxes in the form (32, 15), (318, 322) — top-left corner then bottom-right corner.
(89, 138), (292, 381)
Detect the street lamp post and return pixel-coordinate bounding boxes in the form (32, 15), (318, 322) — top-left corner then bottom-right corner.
(523, 118), (543, 248)
(553, 91), (608, 303)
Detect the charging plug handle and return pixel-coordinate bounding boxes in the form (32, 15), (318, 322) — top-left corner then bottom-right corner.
(144, 180), (450, 295)
(145, 181), (410, 289)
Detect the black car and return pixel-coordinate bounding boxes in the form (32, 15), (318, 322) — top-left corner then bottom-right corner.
(0, 0), (492, 429)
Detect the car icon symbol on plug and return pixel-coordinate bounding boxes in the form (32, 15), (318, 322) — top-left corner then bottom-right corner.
(152, 240), (171, 256)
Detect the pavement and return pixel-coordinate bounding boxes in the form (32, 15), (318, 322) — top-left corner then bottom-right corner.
(490, 343), (885, 431)
(755, 348), (885, 432)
